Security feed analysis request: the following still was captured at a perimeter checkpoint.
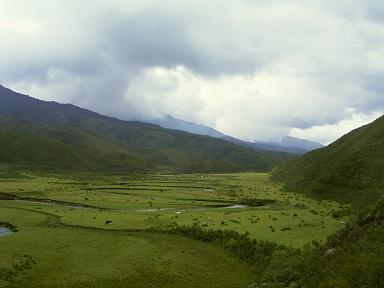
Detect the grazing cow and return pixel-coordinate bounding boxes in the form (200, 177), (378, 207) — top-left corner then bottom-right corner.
(84, 197), (88, 200)
(293, 214), (298, 217)
(104, 220), (112, 225)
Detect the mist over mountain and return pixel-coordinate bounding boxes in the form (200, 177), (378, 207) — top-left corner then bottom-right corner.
(254, 136), (324, 153)
(149, 115), (227, 138)
(278, 136), (324, 151)
(150, 114), (323, 154)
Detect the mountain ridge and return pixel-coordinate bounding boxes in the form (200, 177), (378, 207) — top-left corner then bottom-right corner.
(0, 85), (295, 173)
(150, 114), (323, 154)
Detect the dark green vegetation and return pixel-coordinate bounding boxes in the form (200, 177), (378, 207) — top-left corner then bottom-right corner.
(273, 115), (384, 207)
(257, 197), (384, 287)
(299, 198), (384, 287)
(0, 85), (293, 173)
(272, 114), (384, 287)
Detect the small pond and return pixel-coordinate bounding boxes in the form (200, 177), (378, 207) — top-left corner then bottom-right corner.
(0, 227), (13, 237)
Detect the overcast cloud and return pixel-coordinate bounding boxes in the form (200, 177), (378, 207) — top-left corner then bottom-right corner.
(1, 0), (384, 144)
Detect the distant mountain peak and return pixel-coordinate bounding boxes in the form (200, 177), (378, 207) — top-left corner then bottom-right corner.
(150, 114), (323, 154)
(149, 114), (228, 138)
(279, 136), (324, 150)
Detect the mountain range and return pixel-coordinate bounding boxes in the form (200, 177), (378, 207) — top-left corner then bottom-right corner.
(0, 85), (294, 173)
(150, 115), (323, 154)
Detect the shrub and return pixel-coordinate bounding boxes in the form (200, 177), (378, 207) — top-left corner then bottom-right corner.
(239, 198), (276, 207)
(152, 224), (282, 268)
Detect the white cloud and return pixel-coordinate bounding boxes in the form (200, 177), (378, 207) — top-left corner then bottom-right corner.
(290, 112), (383, 145)
(1, 0), (384, 144)
(120, 65), (384, 143)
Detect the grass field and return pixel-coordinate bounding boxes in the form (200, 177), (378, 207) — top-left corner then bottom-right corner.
(0, 170), (347, 287)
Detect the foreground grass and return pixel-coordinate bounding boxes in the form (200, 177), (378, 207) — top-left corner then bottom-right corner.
(0, 207), (256, 288)
(0, 170), (347, 287)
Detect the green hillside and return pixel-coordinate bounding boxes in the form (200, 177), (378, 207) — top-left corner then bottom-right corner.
(302, 198), (384, 287)
(0, 131), (95, 170)
(0, 86), (294, 173)
(0, 119), (150, 172)
(272, 115), (384, 207)
(267, 115), (384, 286)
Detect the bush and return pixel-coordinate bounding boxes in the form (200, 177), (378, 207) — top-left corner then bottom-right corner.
(239, 198), (276, 207)
(152, 224), (282, 268)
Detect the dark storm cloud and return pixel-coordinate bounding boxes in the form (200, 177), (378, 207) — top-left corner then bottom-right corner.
(102, 11), (200, 70)
(97, 7), (266, 76)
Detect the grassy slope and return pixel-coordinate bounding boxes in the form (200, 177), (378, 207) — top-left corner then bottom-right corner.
(272, 115), (384, 207)
(0, 120), (149, 172)
(0, 86), (294, 173)
(269, 115), (384, 286)
(302, 199), (384, 287)
(0, 132), (95, 170)
(257, 199), (384, 287)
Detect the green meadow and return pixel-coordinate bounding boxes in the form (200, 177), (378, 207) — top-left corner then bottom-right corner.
(0, 170), (347, 287)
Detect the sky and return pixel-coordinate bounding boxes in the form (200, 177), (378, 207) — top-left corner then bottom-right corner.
(1, 0), (384, 144)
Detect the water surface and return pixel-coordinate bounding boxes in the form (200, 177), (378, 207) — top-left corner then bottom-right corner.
(0, 227), (13, 237)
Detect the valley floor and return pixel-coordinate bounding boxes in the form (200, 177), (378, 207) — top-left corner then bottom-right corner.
(0, 170), (347, 287)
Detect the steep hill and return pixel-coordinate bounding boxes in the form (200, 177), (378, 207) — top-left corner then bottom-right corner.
(269, 115), (384, 286)
(0, 117), (149, 171)
(0, 85), (294, 172)
(273, 115), (384, 206)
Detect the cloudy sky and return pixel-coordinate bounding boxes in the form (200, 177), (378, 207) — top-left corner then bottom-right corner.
(1, 0), (384, 144)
